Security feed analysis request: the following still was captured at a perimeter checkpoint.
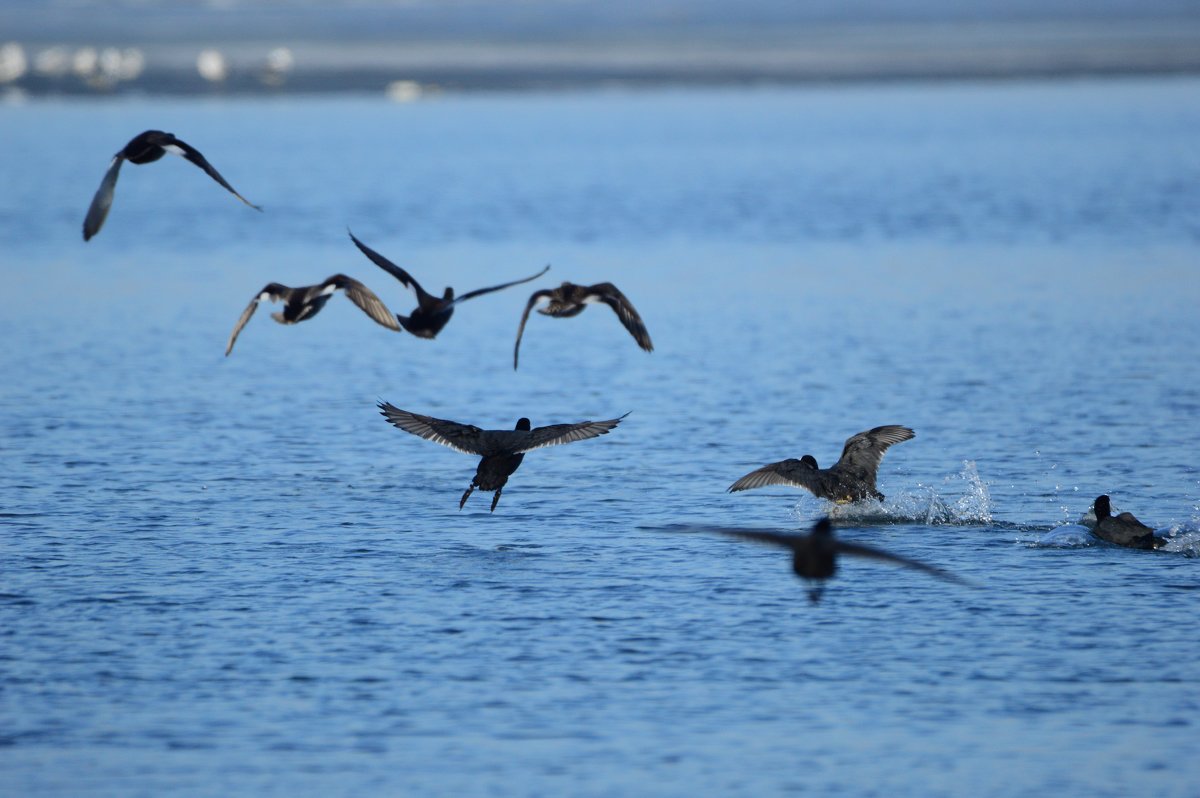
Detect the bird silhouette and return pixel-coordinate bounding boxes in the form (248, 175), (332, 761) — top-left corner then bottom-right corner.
(83, 130), (260, 241)
(513, 281), (653, 370)
(683, 517), (967, 603)
(378, 402), (628, 512)
(1091, 495), (1163, 550)
(225, 275), (400, 355)
(729, 425), (914, 503)
(348, 231), (548, 339)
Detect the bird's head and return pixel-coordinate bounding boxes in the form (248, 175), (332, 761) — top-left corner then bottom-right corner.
(515, 418), (531, 431)
(443, 287), (455, 301)
(811, 517), (833, 539)
(1093, 495), (1112, 521)
(800, 454), (819, 469)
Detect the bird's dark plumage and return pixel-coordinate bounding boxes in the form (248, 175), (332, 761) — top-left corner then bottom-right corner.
(1091, 495), (1163, 550)
(225, 274), (400, 355)
(83, 130), (260, 241)
(513, 281), (653, 369)
(678, 517), (966, 603)
(378, 402), (628, 512)
(348, 231), (548, 339)
(728, 425), (915, 503)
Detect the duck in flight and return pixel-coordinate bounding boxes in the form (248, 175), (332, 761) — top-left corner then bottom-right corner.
(83, 130), (261, 241)
(225, 275), (400, 355)
(513, 281), (653, 370)
(348, 231), (549, 339)
(378, 402), (628, 512)
(1090, 495), (1164, 550)
(728, 425), (915, 504)
(679, 517), (966, 603)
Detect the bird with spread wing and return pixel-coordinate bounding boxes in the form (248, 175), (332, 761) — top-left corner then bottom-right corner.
(225, 275), (400, 355)
(348, 231), (548, 339)
(378, 402), (629, 512)
(729, 425), (914, 504)
(670, 517), (967, 603)
(83, 130), (260, 241)
(513, 281), (653, 370)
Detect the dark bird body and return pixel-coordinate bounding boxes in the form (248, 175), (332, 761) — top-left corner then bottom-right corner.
(83, 130), (260, 241)
(1091, 495), (1163, 550)
(225, 275), (400, 355)
(729, 425), (915, 503)
(349, 231), (548, 339)
(513, 281), (653, 369)
(682, 517), (966, 603)
(378, 403), (628, 511)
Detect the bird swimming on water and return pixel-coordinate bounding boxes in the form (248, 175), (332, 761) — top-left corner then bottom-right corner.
(83, 130), (261, 241)
(1090, 495), (1164, 550)
(679, 517), (966, 603)
(225, 275), (400, 355)
(348, 231), (549, 339)
(513, 281), (653, 370)
(378, 402), (628, 512)
(728, 425), (915, 504)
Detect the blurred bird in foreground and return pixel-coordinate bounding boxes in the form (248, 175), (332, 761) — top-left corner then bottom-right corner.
(667, 517), (968, 603)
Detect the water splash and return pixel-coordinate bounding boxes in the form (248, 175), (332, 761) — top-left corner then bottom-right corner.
(1154, 523), (1200, 557)
(791, 461), (994, 526)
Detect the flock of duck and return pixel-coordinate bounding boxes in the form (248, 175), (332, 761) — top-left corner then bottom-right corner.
(82, 129), (1172, 603)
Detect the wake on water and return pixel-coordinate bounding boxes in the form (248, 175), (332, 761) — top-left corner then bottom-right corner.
(1035, 520), (1200, 556)
(781, 461), (1200, 556)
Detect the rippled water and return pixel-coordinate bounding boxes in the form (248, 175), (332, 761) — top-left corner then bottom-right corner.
(2, 78), (1199, 796)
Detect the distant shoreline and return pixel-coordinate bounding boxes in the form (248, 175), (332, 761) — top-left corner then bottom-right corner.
(5, 20), (1200, 98)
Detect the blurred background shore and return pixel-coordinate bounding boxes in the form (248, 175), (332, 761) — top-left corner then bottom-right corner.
(3, 0), (1200, 98)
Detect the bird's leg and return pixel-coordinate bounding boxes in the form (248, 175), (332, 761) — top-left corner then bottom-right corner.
(806, 584), (824, 604)
(459, 482), (476, 510)
(490, 488), (503, 512)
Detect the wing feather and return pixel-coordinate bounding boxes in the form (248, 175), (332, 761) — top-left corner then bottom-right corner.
(728, 459), (821, 493)
(171, 137), (261, 210)
(515, 413), (629, 453)
(709, 527), (802, 550)
(348, 231), (430, 301)
(513, 289), (553, 370)
(591, 283), (653, 352)
(331, 275), (402, 331)
(836, 425), (914, 476)
(835, 540), (966, 584)
(454, 264), (551, 303)
(82, 156), (124, 241)
(377, 403), (488, 455)
(224, 294), (262, 356)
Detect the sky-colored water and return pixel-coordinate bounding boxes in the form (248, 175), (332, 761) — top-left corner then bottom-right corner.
(2, 78), (1199, 795)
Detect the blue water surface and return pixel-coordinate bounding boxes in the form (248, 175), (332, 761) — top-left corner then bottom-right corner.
(2, 78), (1199, 796)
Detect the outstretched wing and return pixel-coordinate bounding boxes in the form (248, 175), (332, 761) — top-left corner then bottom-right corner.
(168, 137), (261, 210)
(454, 264), (551, 304)
(224, 293), (264, 356)
(82, 156), (124, 241)
(347, 230), (432, 302)
(709, 527), (802, 550)
(377, 403), (488, 455)
(516, 413), (629, 453)
(835, 426), (914, 477)
(328, 275), (402, 331)
(513, 289), (555, 370)
(836, 540), (966, 584)
(590, 283), (653, 352)
(728, 459), (821, 493)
